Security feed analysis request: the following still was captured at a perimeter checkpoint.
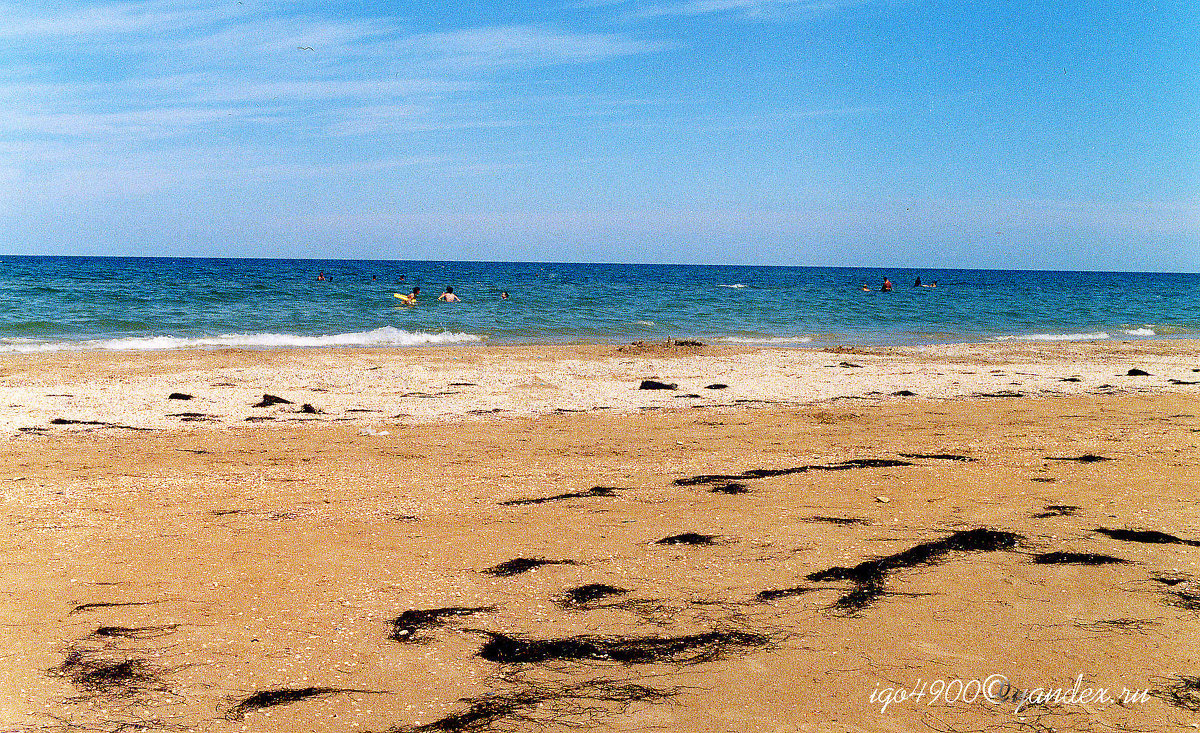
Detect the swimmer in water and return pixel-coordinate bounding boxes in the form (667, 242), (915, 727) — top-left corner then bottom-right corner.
(395, 286), (420, 305)
(438, 286), (460, 302)
(861, 283), (872, 292)
(501, 291), (509, 300)
(881, 278), (893, 292)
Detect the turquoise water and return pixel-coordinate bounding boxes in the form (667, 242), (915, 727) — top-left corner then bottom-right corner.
(0, 256), (1197, 352)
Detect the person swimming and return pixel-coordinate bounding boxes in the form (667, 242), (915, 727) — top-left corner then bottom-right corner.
(438, 286), (460, 302)
(395, 286), (420, 305)
(881, 278), (893, 292)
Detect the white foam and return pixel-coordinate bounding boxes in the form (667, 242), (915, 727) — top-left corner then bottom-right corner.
(1122, 327), (1156, 336)
(0, 326), (484, 353)
(994, 332), (1110, 342)
(718, 283), (747, 289)
(634, 320), (656, 326)
(716, 336), (813, 344)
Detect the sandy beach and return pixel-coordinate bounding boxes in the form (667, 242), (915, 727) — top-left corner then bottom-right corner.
(3, 340), (1200, 732)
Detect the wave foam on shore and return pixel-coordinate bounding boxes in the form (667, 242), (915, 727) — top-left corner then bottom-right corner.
(0, 326), (485, 353)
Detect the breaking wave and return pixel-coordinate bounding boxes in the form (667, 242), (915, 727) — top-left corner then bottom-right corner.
(0, 327), (485, 353)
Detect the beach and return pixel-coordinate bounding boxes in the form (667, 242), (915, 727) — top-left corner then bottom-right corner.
(3, 340), (1200, 732)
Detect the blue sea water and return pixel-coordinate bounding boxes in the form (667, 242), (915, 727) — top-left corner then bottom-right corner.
(0, 256), (1197, 352)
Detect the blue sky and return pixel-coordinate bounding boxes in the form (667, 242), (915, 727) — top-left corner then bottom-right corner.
(1, 0), (1196, 270)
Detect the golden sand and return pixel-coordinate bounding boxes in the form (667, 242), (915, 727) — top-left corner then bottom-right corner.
(2, 341), (1199, 731)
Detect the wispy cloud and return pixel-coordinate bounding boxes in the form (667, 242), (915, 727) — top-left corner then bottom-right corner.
(0, 2), (666, 199)
(618, 0), (860, 20)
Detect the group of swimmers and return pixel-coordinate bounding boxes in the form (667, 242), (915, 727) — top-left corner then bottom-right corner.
(861, 277), (938, 292)
(314, 271), (511, 305)
(394, 285), (510, 306)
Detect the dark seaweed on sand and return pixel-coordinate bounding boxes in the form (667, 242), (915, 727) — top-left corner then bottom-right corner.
(560, 584), (628, 606)
(656, 533), (718, 546)
(50, 651), (158, 695)
(806, 528), (1022, 614)
(1096, 527), (1200, 547)
(225, 687), (374, 720)
(500, 487), (621, 506)
(1166, 591), (1200, 611)
(1152, 575), (1191, 587)
(674, 457), (913, 486)
(802, 516), (865, 525)
(390, 607), (496, 642)
(92, 625), (178, 639)
(1045, 454), (1109, 463)
(483, 558), (577, 577)
(1032, 552), (1128, 565)
(1154, 676), (1200, 712)
(389, 680), (675, 733)
(755, 586), (815, 602)
(69, 600), (161, 615)
(638, 380), (677, 390)
(477, 629), (769, 665)
(1032, 504), (1079, 518)
(710, 482), (749, 494)
(252, 393), (293, 407)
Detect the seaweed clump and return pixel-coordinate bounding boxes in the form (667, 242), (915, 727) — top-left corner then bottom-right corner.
(390, 607), (496, 642)
(390, 680), (675, 733)
(656, 533), (719, 546)
(500, 487), (621, 506)
(802, 516), (865, 526)
(559, 584), (628, 607)
(754, 586), (815, 602)
(477, 629), (769, 665)
(1045, 454), (1109, 463)
(225, 687), (351, 720)
(1032, 504), (1079, 518)
(1096, 527), (1200, 547)
(806, 528), (1022, 614)
(674, 458), (912, 487)
(1154, 676), (1200, 712)
(50, 651), (158, 695)
(1032, 552), (1128, 565)
(709, 482), (749, 494)
(483, 558), (577, 577)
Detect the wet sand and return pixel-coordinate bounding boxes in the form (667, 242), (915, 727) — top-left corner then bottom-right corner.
(3, 341), (1200, 732)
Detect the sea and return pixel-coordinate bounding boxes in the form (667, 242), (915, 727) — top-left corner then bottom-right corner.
(1, 256), (1197, 353)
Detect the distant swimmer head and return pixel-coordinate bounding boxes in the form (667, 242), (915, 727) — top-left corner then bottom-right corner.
(444, 286), (453, 293)
(501, 291), (509, 299)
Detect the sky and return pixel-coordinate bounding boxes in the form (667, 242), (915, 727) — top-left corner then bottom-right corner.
(0, 0), (1197, 270)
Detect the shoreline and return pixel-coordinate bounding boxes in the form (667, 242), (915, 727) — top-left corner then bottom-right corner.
(2, 338), (1199, 435)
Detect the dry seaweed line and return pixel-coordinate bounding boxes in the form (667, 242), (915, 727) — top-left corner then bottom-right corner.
(386, 679), (676, 733)
(558, 584), (628, 607)
(390, 607), (496, 642)
(483, 558), (577, 577)
(225, 686), (383, 721)
(500, 486), (622, 506)
(806, 527), (1023, 614)
(49, 649), (168, 700)
(1096, 527), (1200, 547)
(1154, 675), (1200, 712)
(476, 629), (771, 665)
